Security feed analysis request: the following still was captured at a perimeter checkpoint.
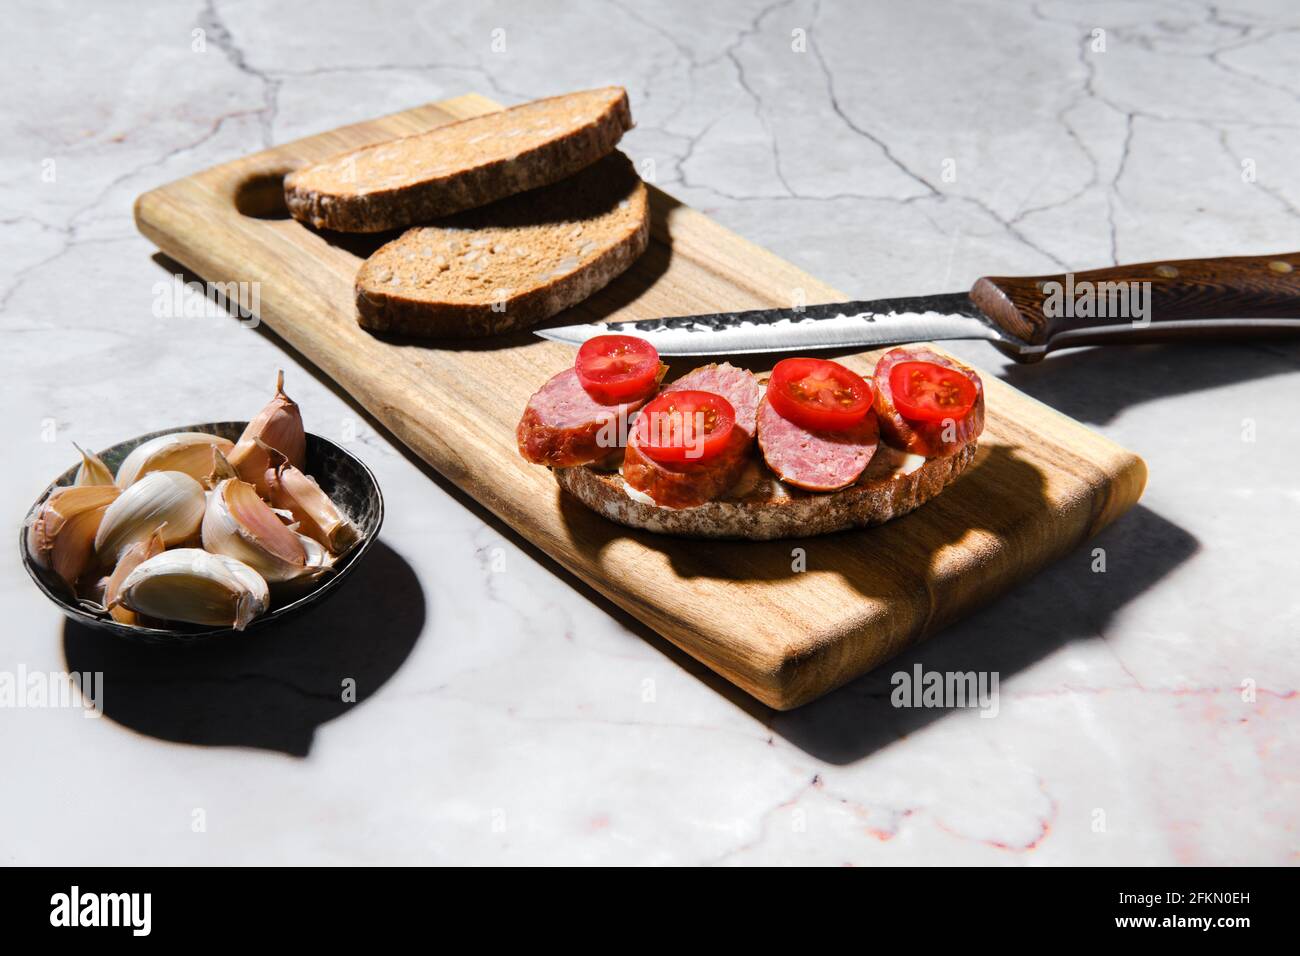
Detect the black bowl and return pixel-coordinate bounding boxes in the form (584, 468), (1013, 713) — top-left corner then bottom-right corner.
(20, 422), (384, 643)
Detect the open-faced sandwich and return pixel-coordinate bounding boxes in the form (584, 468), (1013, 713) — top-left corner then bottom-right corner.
(517, 335), (984, 539)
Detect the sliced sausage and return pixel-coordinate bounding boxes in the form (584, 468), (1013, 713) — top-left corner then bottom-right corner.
(873, 347), (984, 457)
(621, 428), (752, 509)
(517, 368), (651, 467)
(757, 398), (879, 492)
(622, 363), (760, 508)
(665, 362), (761, 440)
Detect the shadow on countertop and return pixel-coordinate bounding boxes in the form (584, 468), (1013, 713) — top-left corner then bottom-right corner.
(997, 339), (1300, 426)
(768, 502), (1197, 762)
(62, 541), (424, 757)
(404, 451), (1195, 764)
(540, 500), (1196, 764)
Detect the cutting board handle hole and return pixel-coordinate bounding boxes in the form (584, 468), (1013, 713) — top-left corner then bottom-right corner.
(234, 169), (293, 220)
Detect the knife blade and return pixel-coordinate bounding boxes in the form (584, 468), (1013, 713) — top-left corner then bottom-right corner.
(536, 292), (1030, 358)
(535, 251), (1300, 362)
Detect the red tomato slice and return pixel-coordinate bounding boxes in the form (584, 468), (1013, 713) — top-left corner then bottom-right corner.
(634, 390), (735, 464)
(766, 358), (874, 432)
(888, 361), (978, 424)
(575, 335), (661, 404)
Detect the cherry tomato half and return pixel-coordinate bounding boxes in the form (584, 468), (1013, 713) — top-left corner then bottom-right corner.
(634, 390), (736, 464)
(766, 358), (874, 432)
(888, 361), (978, 424)
(575, 334), (661, 404)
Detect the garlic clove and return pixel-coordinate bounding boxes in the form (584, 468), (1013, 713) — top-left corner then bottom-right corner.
(73, 443), (115, 486)
(265, 449), (359, 554)
(26, 485), (121, 588)
(115, 432), (235, 488)
(228, 370), (306, 482)
(202, 478), (325, 585)
(296, 531), (335, 572)
(113, 549), (269, 631)
(94, 470), (206, 564)
(104, 527), (166, 625)
(226, 436), (277, 499)
(267, 532), (337, 597)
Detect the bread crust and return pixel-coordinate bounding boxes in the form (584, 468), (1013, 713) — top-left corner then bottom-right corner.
(553, 441), (978, 540)
(285, 88), (634, 233)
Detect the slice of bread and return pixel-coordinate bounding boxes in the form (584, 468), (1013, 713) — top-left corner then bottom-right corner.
(553, 442), (977, 540)
(354, 151), (649, 337)
(285, 87), (633, 233)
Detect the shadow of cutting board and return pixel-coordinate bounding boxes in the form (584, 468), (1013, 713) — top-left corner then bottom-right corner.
(134, 93), (1146, 710)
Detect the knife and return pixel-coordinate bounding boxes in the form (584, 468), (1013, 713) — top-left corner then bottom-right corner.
(537, 251), (1300, 362)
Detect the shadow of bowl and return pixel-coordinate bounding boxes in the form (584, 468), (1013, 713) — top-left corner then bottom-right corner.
(21, 422), (384, 642)
(62, 540), (425, 756)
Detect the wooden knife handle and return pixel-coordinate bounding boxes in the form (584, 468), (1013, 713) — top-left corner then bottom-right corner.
(969, 251), (1300, 361)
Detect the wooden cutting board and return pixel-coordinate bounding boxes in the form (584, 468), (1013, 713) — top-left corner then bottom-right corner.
(134, 94), (1146, 709)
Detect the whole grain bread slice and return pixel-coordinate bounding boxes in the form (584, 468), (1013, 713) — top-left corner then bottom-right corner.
(553, 442), (978, 540)
(354, 151), (649, 338)
(285, 87), (633, 233)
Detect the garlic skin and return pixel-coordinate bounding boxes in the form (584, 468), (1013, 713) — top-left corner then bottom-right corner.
(26, 485), (121, 588)
(114, 432), (235, 488)
(202, 478), (326, 585)
(266, 452), (358, 553)
(204, 447), (239, 487)
(113, 549), (269, 631)
(94, 470), (206, 563)
(73, 444), (114, 486)
(228, 371), (306, 489)
(104, 528), (166, 625)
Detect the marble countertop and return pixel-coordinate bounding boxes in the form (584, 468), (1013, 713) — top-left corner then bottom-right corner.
(3, 0), (1297, 865)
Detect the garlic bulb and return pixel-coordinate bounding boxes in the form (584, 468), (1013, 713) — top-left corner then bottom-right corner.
(265, 450), (358, 553)
(73, 444), (114, 486)
(26, 485), (121, 588)
(202, 478), (328, 584)
(104, 528), (166, 625)
(113, 549), (269, 631)
(94, 470), (206, 562)
(115, 432), (235, 488)
(228, 371), (306, 492)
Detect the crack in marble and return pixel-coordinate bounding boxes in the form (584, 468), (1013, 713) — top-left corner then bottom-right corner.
(1214, 128), (1300, 220)
(721, 0), (801, 197)
(933, 769), (1058, 853)
(1108, 112), (1135, 265)
(199, 0), (281, 147)
(1017, 0), (1300, 267)
(807, 0), (935, 201)
(701, 773), (825, 864)
(807, 0), (1072, 267)
(0, 107), (261, 315)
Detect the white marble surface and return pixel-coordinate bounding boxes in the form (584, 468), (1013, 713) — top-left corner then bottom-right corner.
(2, 0), (1298, 865)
